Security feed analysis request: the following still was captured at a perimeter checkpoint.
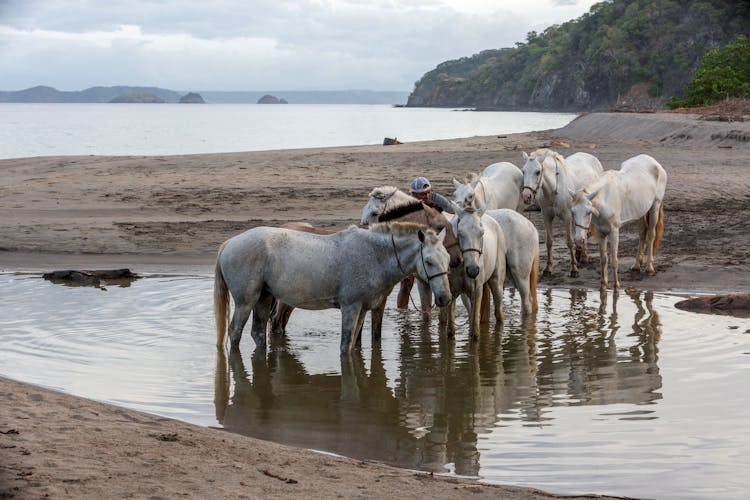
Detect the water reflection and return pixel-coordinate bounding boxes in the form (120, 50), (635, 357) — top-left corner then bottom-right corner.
(215, 288), (664, 475)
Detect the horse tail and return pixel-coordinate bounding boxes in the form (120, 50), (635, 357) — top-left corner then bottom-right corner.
(214, 242), (230, 348)
(530, 253), (539, 313)
(652, 200), (665, 256)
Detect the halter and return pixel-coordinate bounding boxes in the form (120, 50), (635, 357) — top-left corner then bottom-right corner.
(390, 234), (447, 283)
(454, 213), (483, 257)
(574, 223), (590, 231)
(522, 155), (560, 198)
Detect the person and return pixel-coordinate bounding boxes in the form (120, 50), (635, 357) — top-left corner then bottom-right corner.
(396, 177), (455, 309)
(408, 176), (454, 214)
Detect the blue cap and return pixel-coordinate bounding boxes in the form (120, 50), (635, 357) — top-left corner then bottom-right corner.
(410, 176), (431, 193)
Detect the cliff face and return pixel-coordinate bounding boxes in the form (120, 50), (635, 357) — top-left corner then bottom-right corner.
(179, 92), (205, 103)
(407, 0), (750, 111)
(257, 94), (288, 104)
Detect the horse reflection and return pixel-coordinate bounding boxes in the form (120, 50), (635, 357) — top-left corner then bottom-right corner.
(214, 290), (664, 477)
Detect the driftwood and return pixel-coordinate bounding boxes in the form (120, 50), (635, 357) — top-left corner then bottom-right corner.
(675, 294), (750, 317)
(383, 137), (403, 146)
(42, 269), (140, 287)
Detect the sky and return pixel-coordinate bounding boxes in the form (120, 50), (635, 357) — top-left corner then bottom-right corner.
(0, 0), (600, 92)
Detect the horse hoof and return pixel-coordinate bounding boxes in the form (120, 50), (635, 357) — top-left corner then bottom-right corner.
(542, 270), (552, 278)
(570, 270), (579, 278)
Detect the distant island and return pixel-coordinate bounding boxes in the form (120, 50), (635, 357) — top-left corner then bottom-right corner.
(179, 92), (205, 104)
(0, 86), (409, 105)
(110, 92), (165, 103)
(257, 94), (287, 104)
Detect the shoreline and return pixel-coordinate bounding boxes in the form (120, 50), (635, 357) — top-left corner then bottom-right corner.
(2, 111), (750, 498)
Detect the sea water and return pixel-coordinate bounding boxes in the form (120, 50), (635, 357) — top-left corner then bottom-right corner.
(0, 103), (575, 159)
(1, 273), (748, 499)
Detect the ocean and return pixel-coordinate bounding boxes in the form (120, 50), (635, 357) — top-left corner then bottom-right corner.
(0, 103), (575, 159)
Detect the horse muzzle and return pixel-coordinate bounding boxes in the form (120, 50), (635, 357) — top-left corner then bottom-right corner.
(465, 264), (480, 279)
(521, 188), (535, 205)
(434, 292), (451, 307)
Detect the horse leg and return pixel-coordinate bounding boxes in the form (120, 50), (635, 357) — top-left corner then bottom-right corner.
(632, 217), (647, 272)
(479, 282), (491, 323)
(249, 290), (274, 348)
(511, 261), (532, 316)
(488, 275), (504, 325)
(229, 302), (253, 349)
(565, 217), (580, 277)
(598, 234), (609, 291)
(370, 294), (387, 342)
(543, 214), (554, 277)
(340, 303), (364, 354)
(645, 204), (660, 275)
(438, 298), (456, 337)
(354, 308), (368, 348)
(610, 227), (621, 291)
(416, 279), (432, 318)
(396, 274), (415, 309)
(469, 281), (482, 340)
(270, 301), (292, 336)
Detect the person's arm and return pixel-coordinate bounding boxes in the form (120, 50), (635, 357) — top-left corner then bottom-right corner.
(430, 192), (454, 213)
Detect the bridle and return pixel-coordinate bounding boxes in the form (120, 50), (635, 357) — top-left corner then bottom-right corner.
(455, 213), (483, 257)
(390, 234), (448, 283)
(522, 155), (560, 199)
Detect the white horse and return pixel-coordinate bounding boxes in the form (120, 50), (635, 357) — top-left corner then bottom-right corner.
(571, 154), (667, 290)
(443, 203), (506, 339)
(484, 209), (540, 316)
(452, 162), (523, 212)
(521, 149), (603, 277)
(214, 222), (452, 354)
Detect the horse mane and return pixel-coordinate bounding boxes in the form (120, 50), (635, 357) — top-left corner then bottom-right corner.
(377, 199), (424, 222)
(369, 221), (430, 237)
(531, 148), (565, 166)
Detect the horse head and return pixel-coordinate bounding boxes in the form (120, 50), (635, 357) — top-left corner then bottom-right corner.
(415, 227), (452, 307)
(452, 174), (486, 212)
(451, 201), (486, 279)
(521, 151), (546, 205)
(361, 186), (399, 225)
(570, 189), (598, 251)
(422, 204), (462, 268)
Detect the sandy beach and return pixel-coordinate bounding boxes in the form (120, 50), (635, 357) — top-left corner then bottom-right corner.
(2, 111), (749, 498)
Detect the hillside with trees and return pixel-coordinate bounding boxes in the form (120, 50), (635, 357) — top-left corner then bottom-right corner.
(407, 0), (750, 111)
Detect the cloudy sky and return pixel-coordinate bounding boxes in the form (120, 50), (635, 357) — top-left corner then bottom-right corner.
(0, 0), (599, 92)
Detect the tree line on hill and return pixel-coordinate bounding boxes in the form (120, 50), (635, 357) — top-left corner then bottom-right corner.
(406, 0), (750, 111)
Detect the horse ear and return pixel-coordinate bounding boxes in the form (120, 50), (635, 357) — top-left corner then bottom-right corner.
(437, 227), (446, 242)
(585, 188), (599, 201)
(590, 205), (600, 217)
(452, 178), (462, 190)
(522, 151), (529, 161)
(469, 178), (480, 189)
(418, 229), (426, 243)
(568, 188), (576, 201)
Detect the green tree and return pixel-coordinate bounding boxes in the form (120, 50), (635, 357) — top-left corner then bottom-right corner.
(669, 35), (750, 108)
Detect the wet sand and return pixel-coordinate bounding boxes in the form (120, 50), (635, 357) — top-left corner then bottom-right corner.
(1, 111), (749, 498)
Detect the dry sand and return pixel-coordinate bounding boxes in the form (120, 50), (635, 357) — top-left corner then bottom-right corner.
(1, 111), (749, 498)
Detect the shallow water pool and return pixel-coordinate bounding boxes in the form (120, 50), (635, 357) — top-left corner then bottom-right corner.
(0, 273), (748, 499)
